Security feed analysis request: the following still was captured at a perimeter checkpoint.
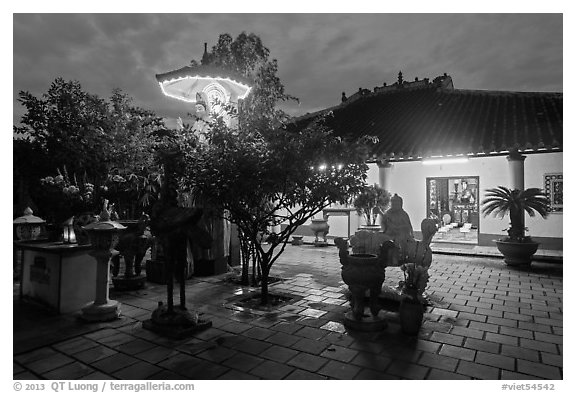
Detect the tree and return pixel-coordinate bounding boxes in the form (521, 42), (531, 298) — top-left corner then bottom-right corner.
(14, 79), (110, 179)
(201, 32), (297, 132)
(174, 32), (373, 304)
(14, 78), (165, 221)
(179, 112), (371, 304)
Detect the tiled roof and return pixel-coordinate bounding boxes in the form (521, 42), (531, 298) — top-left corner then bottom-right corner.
(294, 81), (563, 161)
(155, 64), (252, 87)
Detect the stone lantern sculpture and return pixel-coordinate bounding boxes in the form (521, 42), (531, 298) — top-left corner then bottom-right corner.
(81, 200), (126, 322)
(13, 207), (46, 241)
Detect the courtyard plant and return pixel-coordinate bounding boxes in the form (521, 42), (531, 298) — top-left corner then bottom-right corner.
(481, 186), (549, 265)
(14, 80), (164, 222)
(353, 183), (391, 226)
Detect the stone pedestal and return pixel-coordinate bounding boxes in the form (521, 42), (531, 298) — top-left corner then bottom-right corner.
(80, 215), (126, 322)
(81, 300), (121, 322)
(142, 302), (212, 339)
(81, 249), (121, 322)
(17, 241), (96, 314)
(291, 235), (304, 245)
(313, 239), (329, 247)
(112, 276), (146, 291)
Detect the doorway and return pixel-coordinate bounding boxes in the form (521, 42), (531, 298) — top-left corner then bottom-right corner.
(426, 176), (479, 244)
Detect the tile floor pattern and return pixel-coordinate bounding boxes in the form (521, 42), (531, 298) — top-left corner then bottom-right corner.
(13, 245), (562, 380)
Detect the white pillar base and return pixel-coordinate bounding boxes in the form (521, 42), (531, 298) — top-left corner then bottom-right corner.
(80, 300), (121, 322)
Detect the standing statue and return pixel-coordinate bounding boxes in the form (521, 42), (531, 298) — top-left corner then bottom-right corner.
(379, 194), (438, 299)
(381, 193), (414, 263)
(143, 145), (213, 336)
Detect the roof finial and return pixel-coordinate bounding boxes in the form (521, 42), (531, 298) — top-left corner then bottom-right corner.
(341, 92), (347, 102)
(201, 42), (210, 65)
(398, 71), (404, 85)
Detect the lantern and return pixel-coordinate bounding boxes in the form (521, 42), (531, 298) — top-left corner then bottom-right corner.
(13, 207), (46, 241)
(62, 217), (77, 244)
(80, 200), (126, 322)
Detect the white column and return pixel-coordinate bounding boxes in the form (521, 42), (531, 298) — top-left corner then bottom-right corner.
(507, 150), (526, 229)
(377, 160), (393, 191)
(506, 151), (526, 190)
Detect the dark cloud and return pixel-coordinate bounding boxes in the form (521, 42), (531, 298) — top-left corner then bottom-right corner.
(13, 13), (562, 126)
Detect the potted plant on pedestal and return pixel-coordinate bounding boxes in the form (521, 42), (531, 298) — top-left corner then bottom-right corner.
(481, 186), (549, 266)
(353, 184), (391, 230)
(398, 261), (429, 335)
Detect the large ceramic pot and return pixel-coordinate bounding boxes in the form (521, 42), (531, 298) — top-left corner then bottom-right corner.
(341, 253), (385, 320)
(495, 240), (539, 266)
(399, 293), (424, 335)
(341, 254), (383, 287)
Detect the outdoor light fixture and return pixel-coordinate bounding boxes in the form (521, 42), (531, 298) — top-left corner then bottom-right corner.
(13, 207), (46, 241)
(421, 157), (469, 165)
(62, 217), (77, 244)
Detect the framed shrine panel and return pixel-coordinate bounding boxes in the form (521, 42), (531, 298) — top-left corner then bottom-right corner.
(544, 173), (563, 213)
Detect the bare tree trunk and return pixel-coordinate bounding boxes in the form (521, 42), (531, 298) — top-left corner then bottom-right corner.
(239, 232), (250, 285)
(178, 258), (186, 310)
(251, 241), (258, 286)
(257, 255), (262, 282)
(260, 261), (270, 305)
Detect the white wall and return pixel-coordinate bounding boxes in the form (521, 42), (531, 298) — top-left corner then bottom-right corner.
(278, 204), (363, 238)
(373, 152), (562, 239)
(524, 153), (563, 238)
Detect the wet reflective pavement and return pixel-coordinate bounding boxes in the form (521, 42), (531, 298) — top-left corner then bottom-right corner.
(13, 245), (562, 380)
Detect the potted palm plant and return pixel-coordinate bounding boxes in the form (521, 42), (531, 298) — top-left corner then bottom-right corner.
(353, 184), (391, 229)
(481, 186), (549, 266)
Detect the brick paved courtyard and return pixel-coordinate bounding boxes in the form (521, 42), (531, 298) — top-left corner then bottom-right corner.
(13, 245), (562, 380)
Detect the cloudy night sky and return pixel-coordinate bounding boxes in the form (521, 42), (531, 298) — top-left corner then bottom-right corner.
(12, 12), (563, 128)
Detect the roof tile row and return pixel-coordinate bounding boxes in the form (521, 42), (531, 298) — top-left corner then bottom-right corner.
(296, 84), (562, 160)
